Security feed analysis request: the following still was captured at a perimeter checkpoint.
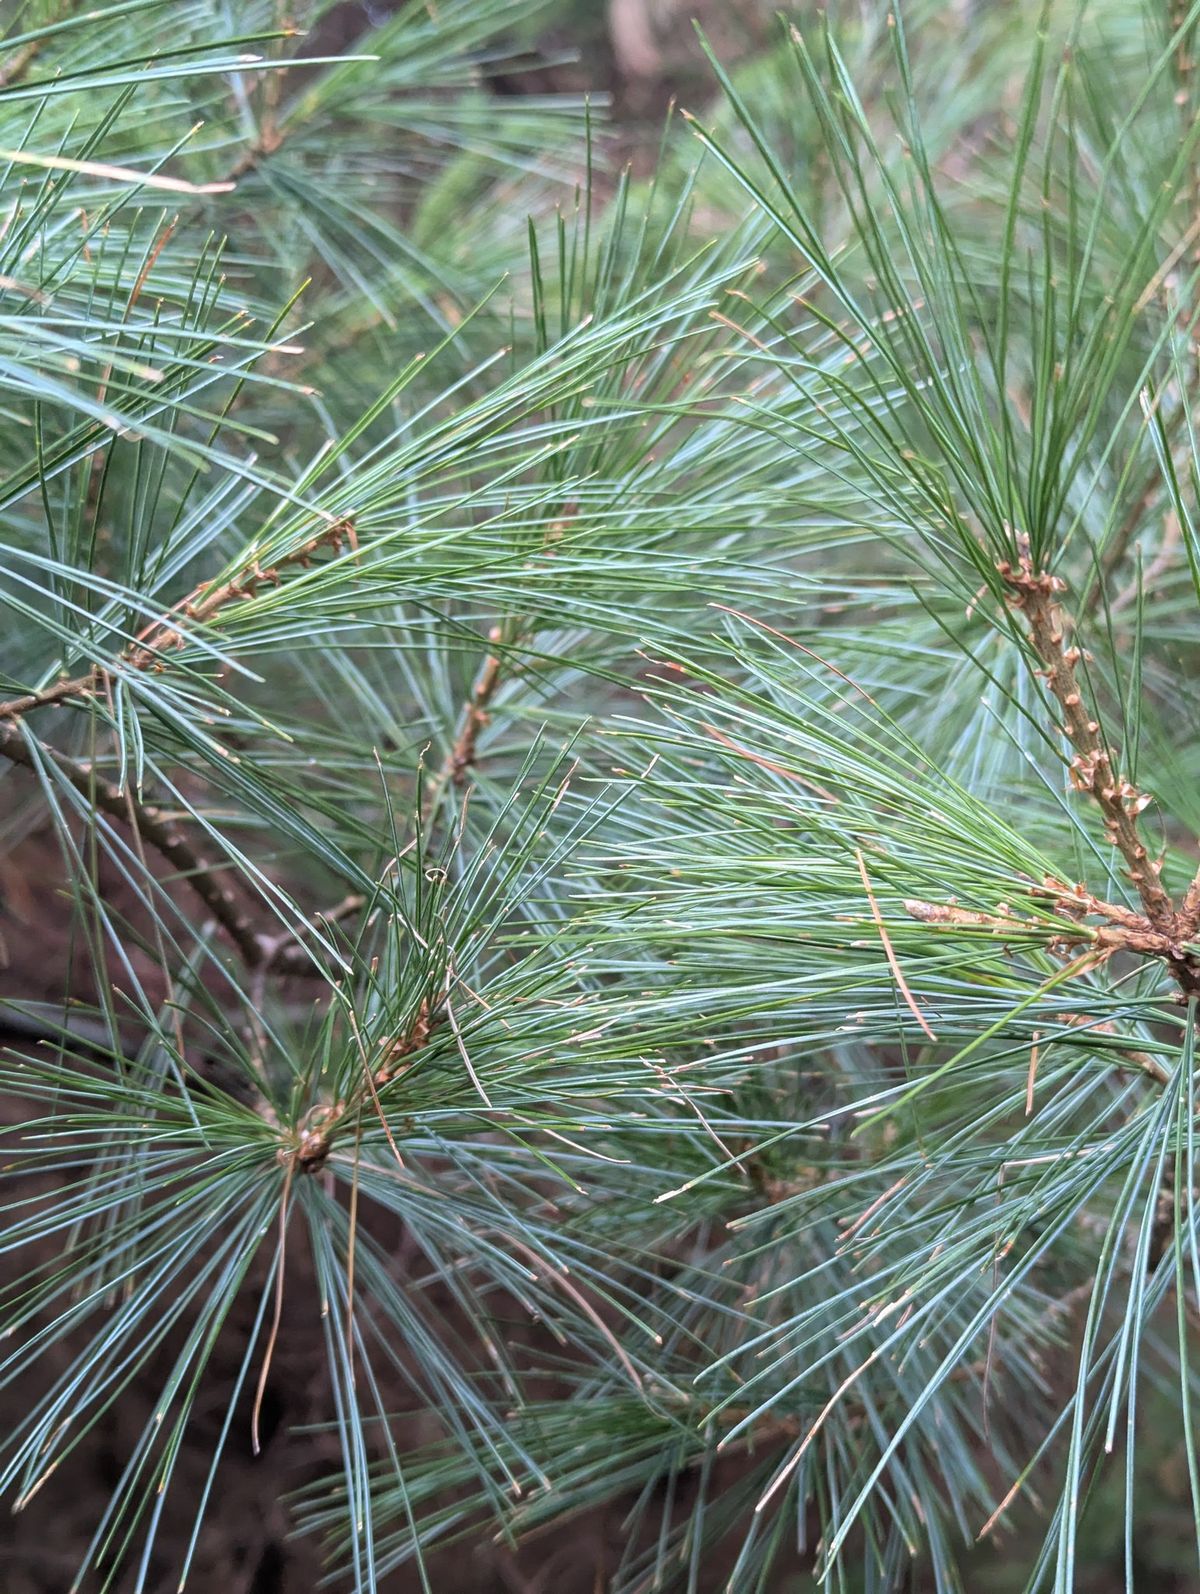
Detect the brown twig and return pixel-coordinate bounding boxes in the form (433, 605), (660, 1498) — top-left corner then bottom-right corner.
(0, 38), (44, 91)
(412, 642), (507, 836)
(904, 894), (1180, 1075)
(221, 125), (285, 186)
(125, 516), (356, 670)
(904, 531), (1200, 1065)
(0, 518), (357, 720)
(0, 717), (265, 966)
(998, 535), (1175, 928)
(1182, 866), (1200, 930)
(0, 671), (101, 721)
(904, 893), (1183, 962)
(374, 992), (442, 1087)
(420, 505), (574, 826)
(447, 641), (504, 789)
(998, 536), (1200, 997)
(0, 521), (361, 976)
(258, 891), (367, 977)
(258, 580), (515, 990)
(0, 0), (81, 90)
(282, 991), (447, 1174)
(918, 911), (1174, 1082)
(218, 18), (304, 187)
(1171, 0), (1200, 265)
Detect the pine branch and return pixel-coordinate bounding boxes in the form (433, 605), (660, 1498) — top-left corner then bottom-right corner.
(287, 990), (446, 1174)
(269, 623), (514, 984)
(904, 897), (1172, 1082)
(998, 537), (1173, 925)
(0, 519), (357, 721)
(422, 508), (573, 824)
(221, 122), (286, 186)
(0, 717), (264, 966)
(902, 537), (1200, 1009)
(0, 522), (364, 979)
(0, 698), (363, 980)
(0, 671), (101, 720)
(419, 631), (507, 829)
(447, 646), (503, 787)
(0, 0), (76, 95)
(257, 892), (366, 976)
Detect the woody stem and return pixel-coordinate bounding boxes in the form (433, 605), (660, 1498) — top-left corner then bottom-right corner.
(0, 718), (265, 965)
(1000, 549), (1175, 927)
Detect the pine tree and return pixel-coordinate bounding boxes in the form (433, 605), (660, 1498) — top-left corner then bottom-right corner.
(4, 1), (1200, 1589)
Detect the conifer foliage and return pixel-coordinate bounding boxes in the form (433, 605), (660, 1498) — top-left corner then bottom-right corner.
(3, 0), (1200, 1589)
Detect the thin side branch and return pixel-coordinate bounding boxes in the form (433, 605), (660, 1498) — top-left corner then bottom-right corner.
(0, 671), (101, 721)
(420, 507), (573, 825)
(0, 0), (72, 94)
(260, 892), (366, 977)
(0, 718), (265, 966)
(904, 893), (1181, 961)
(125, 517), (356, 669)
(0, 525), (361, 975)
(222, 126), (285, 186)
(448, 645), (503, 787)
(420, 631), (508, 827)
(220, 46), (296, 186)
(0, 519), (356, 721)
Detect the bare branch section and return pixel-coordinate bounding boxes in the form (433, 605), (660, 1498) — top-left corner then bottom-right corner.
(0, 521), (361, 973)
(0, 672), (101, 720)
(448, 645), (503, 786)
(269, 586), (542, 1164)
(904, 891), (1184, 962)
(0, 0), (83, 90)
(0, 718), (264, 966)
(259, 893), (366, 977)
(420, 507), (573, 826)
(273, 604), (534, 1149)
(221, 126), (285, 186)
(128, 517), (357, 665)
(0, 39), (44, 91)
(418, 634), (508, 831)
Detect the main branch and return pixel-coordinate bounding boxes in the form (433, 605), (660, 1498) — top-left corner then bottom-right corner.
(912, 535), (1200, 1004)
(997, 537), (1173, 926)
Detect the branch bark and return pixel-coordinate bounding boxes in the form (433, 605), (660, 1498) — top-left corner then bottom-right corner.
(907, 537), (1200, 1014)
(998, 538), (1173, 926)
(0, 718), (265, 966)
